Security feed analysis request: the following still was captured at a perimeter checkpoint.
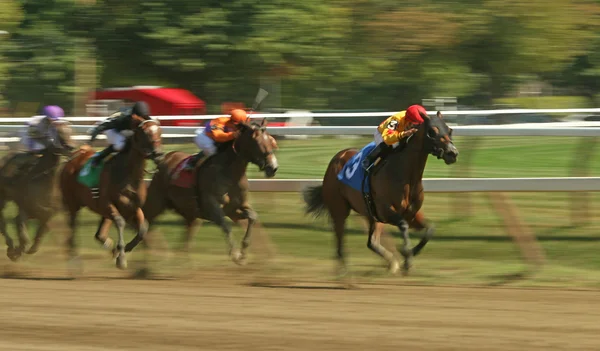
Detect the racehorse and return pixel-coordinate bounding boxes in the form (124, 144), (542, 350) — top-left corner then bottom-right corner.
(303, 111), (458, 275)
(0, 120), (74, 260)
(59, 118), (162, 270)
(116, 119), (279, 265)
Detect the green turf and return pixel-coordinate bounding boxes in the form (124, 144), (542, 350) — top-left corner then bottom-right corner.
(2, 136), (600, 288)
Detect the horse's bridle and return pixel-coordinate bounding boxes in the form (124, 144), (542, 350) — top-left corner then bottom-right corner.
(133, 119), (161, 158)
(232, 127), (273, 170)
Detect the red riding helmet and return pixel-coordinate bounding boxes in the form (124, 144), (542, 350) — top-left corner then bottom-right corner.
(230, 109), (248, 124)
(405, 105), (426, 124)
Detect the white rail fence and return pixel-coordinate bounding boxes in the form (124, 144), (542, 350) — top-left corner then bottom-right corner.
(1, 107), (600, 123)
(0, 125), (600, 140)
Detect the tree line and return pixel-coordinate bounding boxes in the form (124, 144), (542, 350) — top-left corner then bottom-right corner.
(1, 0), (600, 114)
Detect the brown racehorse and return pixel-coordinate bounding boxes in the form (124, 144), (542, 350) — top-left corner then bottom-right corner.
(118, 119), (279, 264)
(60, 118), (162, 270)
(0, 120), (74, 260)
(303, 111), (458, 275)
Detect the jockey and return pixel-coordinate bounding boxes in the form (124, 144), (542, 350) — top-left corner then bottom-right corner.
(88, 101), (151, 167)
(362, 104), (426, 171)
(21, 105), (65, 154)
(183, 108), (249, 170)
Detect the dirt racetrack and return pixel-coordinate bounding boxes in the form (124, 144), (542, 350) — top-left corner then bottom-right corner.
(1, 272), (599, 351)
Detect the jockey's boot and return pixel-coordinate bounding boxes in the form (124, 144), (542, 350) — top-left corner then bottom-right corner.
(362, 143), (390, 171)
(91, 145), (115, 168)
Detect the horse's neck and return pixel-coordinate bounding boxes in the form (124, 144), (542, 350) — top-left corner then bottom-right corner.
(35, 151), (61, 182)
(385, 134), (429, 184)
(115, 146), (146, 187)
(216, 147), (248, 181)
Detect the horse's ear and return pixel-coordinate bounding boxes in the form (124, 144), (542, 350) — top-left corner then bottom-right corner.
(437, 111), (442, 119)
(261, 118), (267, 127)
(419, 111), (429, 120)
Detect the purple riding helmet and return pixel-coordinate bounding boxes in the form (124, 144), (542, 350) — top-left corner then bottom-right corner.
(41, 105), (65, 120)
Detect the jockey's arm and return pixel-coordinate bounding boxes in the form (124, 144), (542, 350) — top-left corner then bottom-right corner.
(378, 115), (409, 145)
(210, 128), (236, 143)
(90, 115), (122, 141)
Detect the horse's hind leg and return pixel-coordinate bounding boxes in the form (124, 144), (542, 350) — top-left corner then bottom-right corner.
(26, 215), (51, 255)
(0, 198), (16, 260)
(332, 212), (350, 276)
(14, 209), (31, 258)
(366, 218), (400, 274)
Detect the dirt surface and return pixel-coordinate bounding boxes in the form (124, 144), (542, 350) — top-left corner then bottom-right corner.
(0, 272), (599, 351)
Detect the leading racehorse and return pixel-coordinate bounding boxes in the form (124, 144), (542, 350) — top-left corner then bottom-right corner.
(303, 111), (458, 275)
(60, 118), (162, 270)
(0, 120), (74, 260)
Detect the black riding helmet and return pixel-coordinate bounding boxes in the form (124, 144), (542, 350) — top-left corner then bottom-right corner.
(132, 101), (151, 119)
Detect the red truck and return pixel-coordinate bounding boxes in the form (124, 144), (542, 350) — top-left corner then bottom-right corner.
(88, 86), (206, 126)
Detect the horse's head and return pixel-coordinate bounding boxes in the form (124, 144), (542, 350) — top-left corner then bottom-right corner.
(131, 118), (163, 161)
(48, 120), (75, 156)
(418, 111), (458, 165)
(234, 118), (279, 178)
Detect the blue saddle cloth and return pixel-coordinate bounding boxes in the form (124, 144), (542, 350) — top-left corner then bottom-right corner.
(336, 142), (377, 193)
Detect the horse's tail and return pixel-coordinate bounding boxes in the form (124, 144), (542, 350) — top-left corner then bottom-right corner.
(302, 185), (328, 219)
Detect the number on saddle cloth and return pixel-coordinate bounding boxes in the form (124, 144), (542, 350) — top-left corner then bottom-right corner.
(336, 142), (377, 193)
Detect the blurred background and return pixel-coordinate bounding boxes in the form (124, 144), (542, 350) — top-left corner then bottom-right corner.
(1, 0), (600, 119)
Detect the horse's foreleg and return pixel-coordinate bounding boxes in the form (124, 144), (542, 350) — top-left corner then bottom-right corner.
(366, 218), (399, 274)
(182, 218), (198, 254)
(107, 204), (127, 270)
(384, 210), (414, 274)
(14, 210), (30, 258)
(224, 204), (257, 264)
(0, 198), (16, 260)
(26, 215), (51, 255)
(124, 208), (148, 253)
(409, 211), (435, 257)
(203, 197), (238, 264)
(94, 217), (114, 252)
(65, 208), (84, 275)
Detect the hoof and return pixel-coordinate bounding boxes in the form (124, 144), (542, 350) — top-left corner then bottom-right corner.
(388, 260), (400, 274)
(111, 247), (119, 259)
(7, 247), (21, 262)
(231, 250), (243, 265)
(26, 244), (39, 255)
(116, 255), (128, 270)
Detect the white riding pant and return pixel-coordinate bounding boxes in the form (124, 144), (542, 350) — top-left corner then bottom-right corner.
(194, 130), (217, 156)
(104, 129), (127, 151)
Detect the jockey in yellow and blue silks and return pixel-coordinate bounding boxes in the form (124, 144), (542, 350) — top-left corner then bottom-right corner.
(362, 104), (427, 171)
